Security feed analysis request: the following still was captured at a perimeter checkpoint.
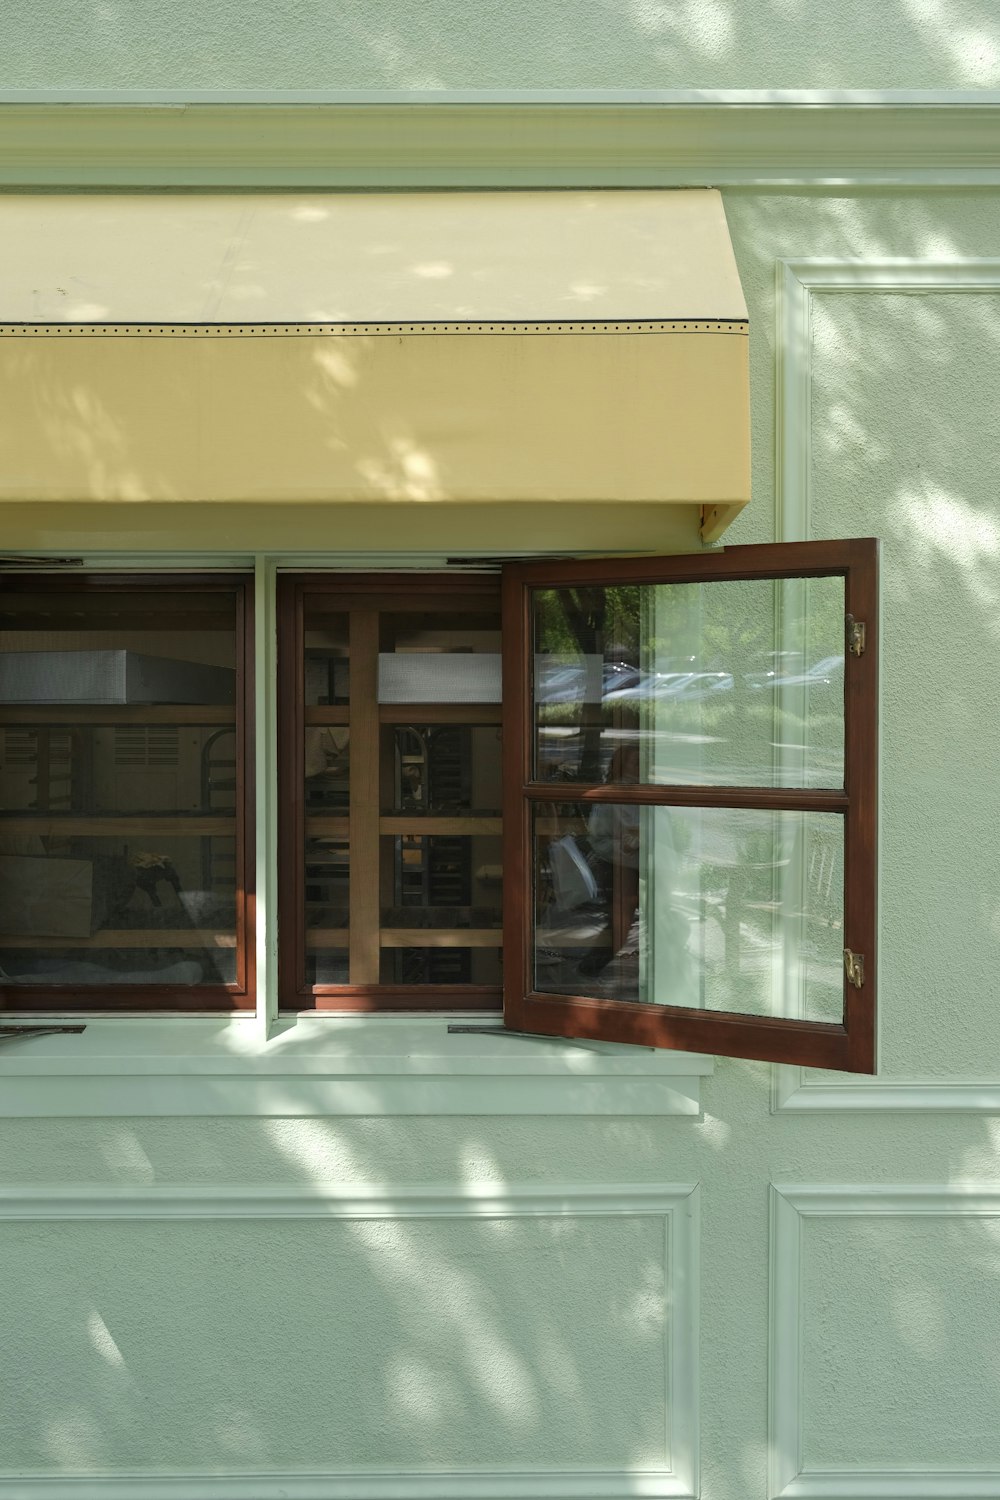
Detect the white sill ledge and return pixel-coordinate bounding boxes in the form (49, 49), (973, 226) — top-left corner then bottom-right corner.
(0, 1014), (713, 1117)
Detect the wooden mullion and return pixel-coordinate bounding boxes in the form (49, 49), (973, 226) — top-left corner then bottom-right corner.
(843, 538), (879, 1072)
(303, 706), (350, 726)
(304, 985), (501, 1013)
(348, 609), (381, 986)
(276, 576), (306, 1004)
(378, 815), (503, 836)
(379, 929), (503, 948)
(235, 575), (254, 1000)
(523, 783), (850, 813)
(501, 562), (532, 1032)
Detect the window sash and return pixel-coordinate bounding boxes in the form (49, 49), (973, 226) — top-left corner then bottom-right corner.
(501, 539), (878, 1073)
(276, 573), (504, 1013)
(0, 572), (256, 1013)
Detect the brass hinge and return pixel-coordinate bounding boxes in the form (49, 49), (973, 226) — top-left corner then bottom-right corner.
(846, 615), (866, 656)
(843, 949), (865, 989)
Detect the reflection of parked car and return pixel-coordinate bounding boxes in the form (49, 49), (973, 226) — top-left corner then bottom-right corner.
(535, 657), (641, 705)
(743, 654), (844, 692)
(603, 669), (733, 704)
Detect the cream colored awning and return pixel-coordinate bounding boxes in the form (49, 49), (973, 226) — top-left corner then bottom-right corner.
(0, 191), (749, 544)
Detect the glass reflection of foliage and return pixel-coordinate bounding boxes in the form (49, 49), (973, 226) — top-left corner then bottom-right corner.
(535, 576), (845, 790)
(534, 585), (639, 784)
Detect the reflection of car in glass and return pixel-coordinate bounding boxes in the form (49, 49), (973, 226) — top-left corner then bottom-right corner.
(603, 669), (733, 704)
(744, 654), (844, 692)
(534, 658), (641, 705)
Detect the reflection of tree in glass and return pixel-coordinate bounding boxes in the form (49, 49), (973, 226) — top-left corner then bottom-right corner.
(534, 585), (639, 783)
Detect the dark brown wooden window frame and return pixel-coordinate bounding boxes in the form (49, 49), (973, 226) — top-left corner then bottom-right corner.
(277, 572), (504, 1013)
(0, 571), (256, 1015)
(501, 539), (879, 1073)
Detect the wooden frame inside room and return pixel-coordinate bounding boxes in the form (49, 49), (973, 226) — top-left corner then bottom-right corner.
(277, 572), (504, 1012)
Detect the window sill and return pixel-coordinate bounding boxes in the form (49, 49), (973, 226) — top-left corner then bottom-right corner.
(0, 1014), (713, 1117)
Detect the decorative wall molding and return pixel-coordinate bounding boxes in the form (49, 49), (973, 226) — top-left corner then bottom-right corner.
(770, 1184), (1000, 1499)
(776, 257), (1000, 545)
(0, 1015), (711, 1120)
(0, 97), (999, 188)
(772, 1070), (1000, 1114)
(0, 1180), (700, 1500)
(774, 256), (1000, 1113)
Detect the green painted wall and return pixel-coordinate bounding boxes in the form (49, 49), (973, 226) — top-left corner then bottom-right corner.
(2, 166), (1000, 1500)
(1, 0), (999, 91)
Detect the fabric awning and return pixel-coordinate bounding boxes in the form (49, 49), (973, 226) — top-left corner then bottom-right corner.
(0, 190), (749, 543)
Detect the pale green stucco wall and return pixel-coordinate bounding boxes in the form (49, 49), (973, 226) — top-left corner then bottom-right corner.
(2, 182), (999, 1496)
(2, 0), (1000, 91)
(1, 0), (999, 1470)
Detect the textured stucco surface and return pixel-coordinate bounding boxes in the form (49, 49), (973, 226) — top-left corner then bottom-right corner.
(2, 0), (1000, 90)
(3, 187), (1000, 1497)
(6, 1214), (667, 1470)
(802, 1215), (1000, 1465)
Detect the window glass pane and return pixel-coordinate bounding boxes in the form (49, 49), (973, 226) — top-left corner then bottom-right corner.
(303, 605), (349, 706)
(289, 584), (503, 1003)
(385, 725), (502, 815)
(380, 831), (502, 985)
(304, 836), (349, 986)
(379, 945), (502, 986)
(304, 727), (349, 811)
(532, 577), (845, 789)
(532, 804), (844, 1023)
(0, 586), (242, 992)
(0, 835), (238, 985)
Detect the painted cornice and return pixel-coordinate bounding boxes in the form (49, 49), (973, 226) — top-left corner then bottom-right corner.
(0, 91), (999, 187)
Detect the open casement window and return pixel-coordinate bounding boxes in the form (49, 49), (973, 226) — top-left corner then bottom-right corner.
(502, 540), (878, 1073)
(278, 574), (504, 1011)
(0, 574), (255, 1013)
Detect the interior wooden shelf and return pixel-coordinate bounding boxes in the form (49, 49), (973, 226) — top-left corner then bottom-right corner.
(0, 815), (234, 836)
(379, 815), (502, 836)
(303, 706), (350, 725)
(0, 705), (236, 725)
(305, 817), (350, 838)
(0, 929), (237, 949)
(303, 704), (502, 726)
(378, 703), (502, 724)
(306, 815), (502, 838)
(380, 928), (503, 948)
(305, 928), (502, 949)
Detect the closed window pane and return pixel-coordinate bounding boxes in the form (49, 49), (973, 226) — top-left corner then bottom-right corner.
(285, 581), (503, 1005)
(0, 585), (245, 996)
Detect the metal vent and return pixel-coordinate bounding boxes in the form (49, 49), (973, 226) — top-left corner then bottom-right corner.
(3, 729), (73, 766)
(114, 726), (180, 768)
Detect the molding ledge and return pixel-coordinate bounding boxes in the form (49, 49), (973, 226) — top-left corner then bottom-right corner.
(1, 98), (1000, 188)
(0, 1016), (712, 1117)
(772, 1069), (1000, 1114)
(770, 1184), (1000, 1499)
(0, 1180), (700, 1500)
